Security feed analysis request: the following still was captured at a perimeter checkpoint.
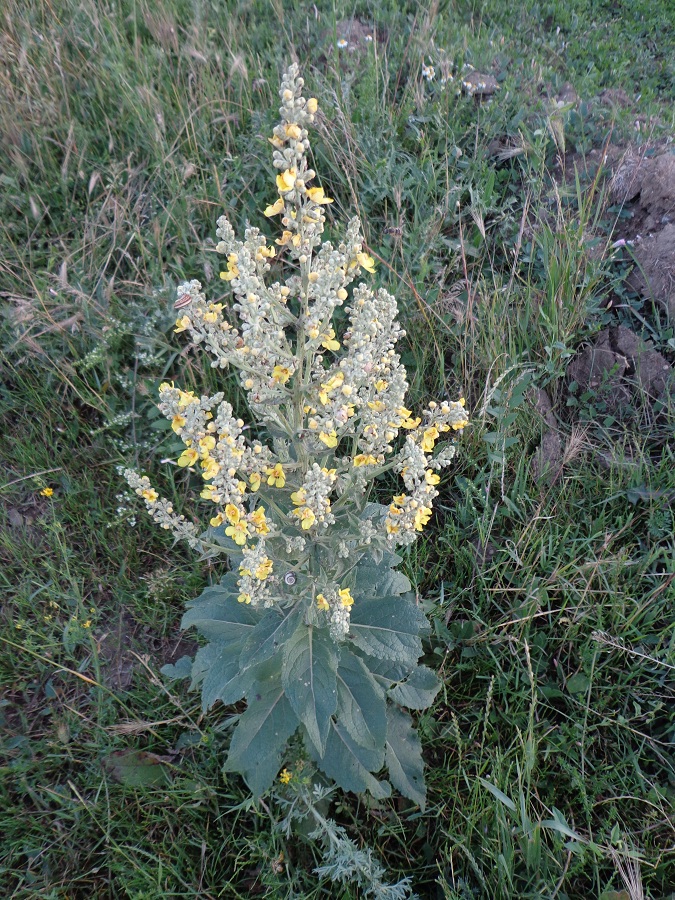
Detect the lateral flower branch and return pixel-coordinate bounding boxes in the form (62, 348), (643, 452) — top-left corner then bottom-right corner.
(125, 64), (468, 806)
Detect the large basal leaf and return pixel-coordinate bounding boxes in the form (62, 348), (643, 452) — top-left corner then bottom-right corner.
(336, 650), (387, 759)
(311, 720), (391, 800)
(385, 705), (427, 810)
(182, 580), (260, 642)
(192, 640), (251, 711)
(352, 557), (411, 599)
(282, 622), (338, 757)
(388, 665), (441, 711)
(241, 605), (302, 670)
(357, 655), (409, 689)
(349, 594), (428, 663)
(223, 668), (299, 797)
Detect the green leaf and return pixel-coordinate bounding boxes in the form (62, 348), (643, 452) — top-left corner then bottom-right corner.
(478, 777), (516, 811)
(357, 655), (409, 688)
(336, 650), (387, 758)
(282, 622), (338, 756)
(388, 665), (440, 710)
(160, 655), (193, 681)
(349, 594), (427, 663)
(193, 640), (250, 711)
(311, 720), (391, 800)
(241, 606), (302, 670)
(103, 750), (171, 787)
(182, 584), (260, 642)
(223, 671), (299, 797)
(385, 705), (427, 810)
(353, 557), (411, 599)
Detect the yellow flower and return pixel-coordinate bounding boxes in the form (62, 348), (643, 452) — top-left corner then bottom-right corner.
(307, 186), (334, 205)
(174, 315), (191, 333)
(276, 230), (293, 246)
(141, 488), (158, 504)
(420, 426), (439, 452)
(171, 414), (186, 434)
(306, 98), (318, 114)
(356, 252), (376, 273)
(375, 379), (388, 391)
(319, 431), (338, 448)
(201, 484), (220, 502)
(39, 487), (54, 497)
(250, 506), (270, 534)
(226, 521), (249, 546)
(279, 768), (292, 784)
(272, 365), (292, 384)
(201, 457), (220, 480)
(199, 435), (216, 452)
(177, 448), (199, 467)
(225, 504), (240, 524)
(459, 397), (466, 407)
(220, 254), (240, 281)
(255, 558), (273, 580)
(285, 123), (302, 140)
(255, 244), (276, 261)
(320, 328), (340, 351)
(209, 512), (224, 527)
(264, 197), (285, 216)
(353, 454), (378, 467)
(82, 620), (92, 629)
(266, 463), (286, 488)
(294, 507), (316, 530)
(177, 389), (197, 409)
(290, 488), (307, 506)
(386, 521), (400, 534)
(425, 469), (441, 485)
(452, 418), (469, 431)
(276, 169), (297, 192)
(249, 472), (261, 492)
(338, 588), (354, 608)
(238, 592), (252, 604)
(316, 593), (330, 611)
(414, 506), (432, 531)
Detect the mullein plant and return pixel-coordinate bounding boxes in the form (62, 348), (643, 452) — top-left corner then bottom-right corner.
(126, 64), (468, 808)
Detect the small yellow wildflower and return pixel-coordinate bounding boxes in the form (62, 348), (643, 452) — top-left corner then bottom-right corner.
(414, 507), (432, 531)
(210, 513), (224, 527)
(174, 315), (191, 333)
(353, 454), (378, 467)
(238, 592), (252, 605)
(425, 469), (441, 486)
(82, 620), (92, 629)
(266, 464), (286, 488)
(356, 252), (376, 273)
(319, 431), (338, 448)
(177, 448), (199, 467)
(338, 588), (354, 608)
(420, 426), (439, 452)
(226, 521), (249, 546)
(201, 457), (220, 480)
(39, 487), (54, 497)
(316, 593), (330, 611)
(264, 197), (285, 216)
(294, 507), (316, 530)
(220, 254), (240, 281)
(320, 328), (340, 351)
(171, 414), (186, 434)
(279, 768), (292, 784)
(290, 488), (307, 505)
(141, 488), (158, 504)
(307, 186), (333, 205)
(306, 97), (318, 114)
(249, 506), (270, 534)
(198, 435), (216, 452)
(276, 169), (297, 192)
(255, 558), (273, 580)
(249, 472), (261, 492)
(225, 504), (240, 524)
(272, 365), (292, 384)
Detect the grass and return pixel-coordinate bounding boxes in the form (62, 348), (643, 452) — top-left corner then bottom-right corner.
(1, 0), (674, 897)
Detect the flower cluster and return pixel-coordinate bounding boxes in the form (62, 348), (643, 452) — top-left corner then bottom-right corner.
(126, 64), (467, 640)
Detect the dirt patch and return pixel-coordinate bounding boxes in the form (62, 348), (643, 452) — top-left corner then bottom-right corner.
(627, 224), (675, 319)
(567, 325), (672, 411)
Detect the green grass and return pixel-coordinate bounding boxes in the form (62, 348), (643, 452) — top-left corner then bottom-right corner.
(1, 0), (674, 897)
